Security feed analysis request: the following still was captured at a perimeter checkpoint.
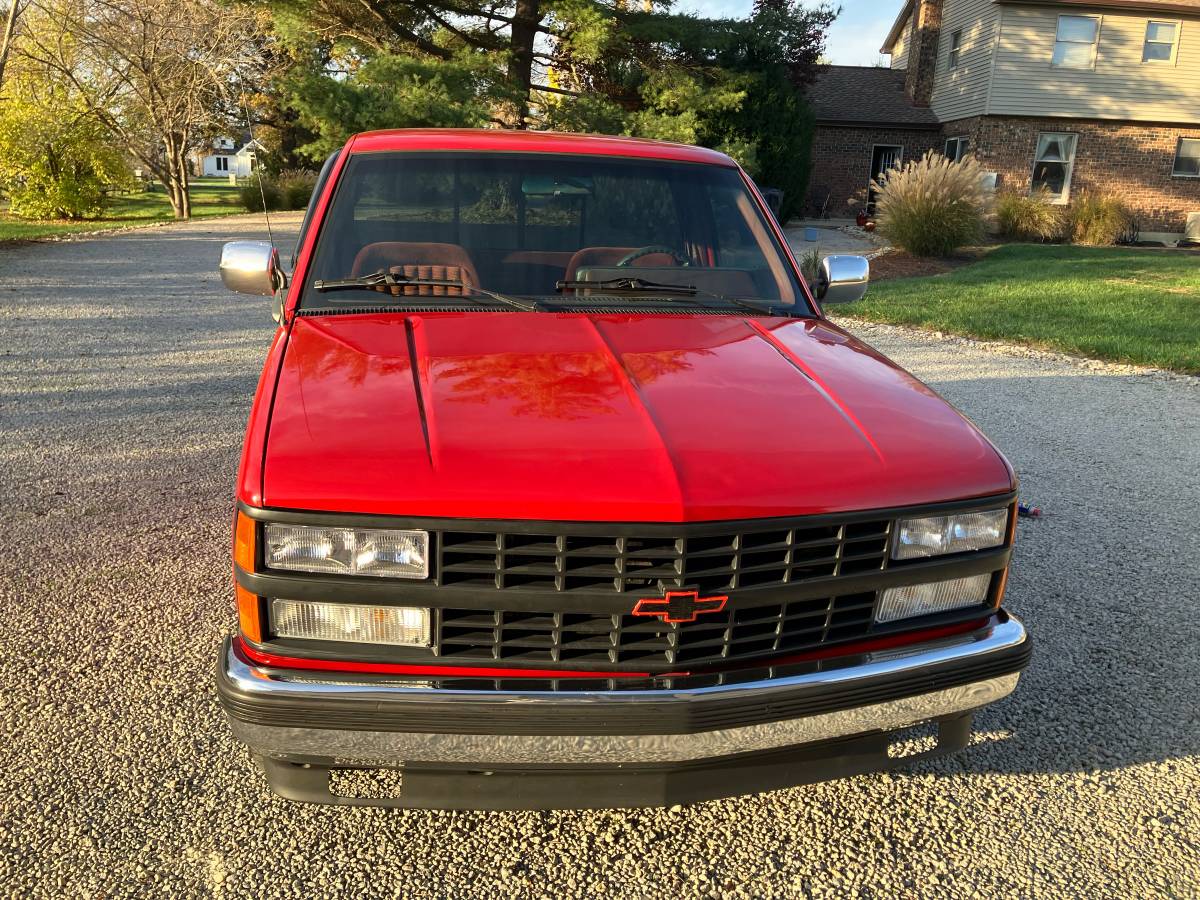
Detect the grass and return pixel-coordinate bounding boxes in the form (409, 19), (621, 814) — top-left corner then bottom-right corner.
(0, 179), (245, 242)
(844, 244), (1200, 374)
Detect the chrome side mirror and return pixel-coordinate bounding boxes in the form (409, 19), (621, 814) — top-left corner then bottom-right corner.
(815, 255), (869, 305)
(219, 241), (286, 296)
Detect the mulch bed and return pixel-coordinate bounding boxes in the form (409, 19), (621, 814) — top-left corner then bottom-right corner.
(869, 247), (994, 282)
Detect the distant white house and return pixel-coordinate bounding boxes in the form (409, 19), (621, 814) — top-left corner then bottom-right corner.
(194, 137), (264, 178)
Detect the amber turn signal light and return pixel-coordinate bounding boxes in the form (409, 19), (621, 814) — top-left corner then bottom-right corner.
(993, 567), (1010, 610)
(234, 512), (262, 643)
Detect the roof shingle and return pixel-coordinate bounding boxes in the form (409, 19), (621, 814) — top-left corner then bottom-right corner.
(806, 66), (939, 127)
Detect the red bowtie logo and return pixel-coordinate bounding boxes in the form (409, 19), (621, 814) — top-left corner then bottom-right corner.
(632, 589), (729, 624)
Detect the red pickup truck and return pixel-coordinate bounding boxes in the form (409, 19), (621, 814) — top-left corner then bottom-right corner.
(215, 129), (1029, 809)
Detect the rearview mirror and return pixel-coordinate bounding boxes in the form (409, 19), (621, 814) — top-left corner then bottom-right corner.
(220, 241), (286, 297)
(815, 255), (869, 305)
(521, 175), (594, 196)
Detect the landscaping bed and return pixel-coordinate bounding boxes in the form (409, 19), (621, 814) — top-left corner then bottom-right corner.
(870, 247), (994, 282)
(847, 243), (1200, 374)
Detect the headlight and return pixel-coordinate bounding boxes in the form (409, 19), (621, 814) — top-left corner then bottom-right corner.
(893, 508), (1008, 560)
(264, 524), (429, 579)
(876, 573), (992, 623)
(273, 599), (431, 646)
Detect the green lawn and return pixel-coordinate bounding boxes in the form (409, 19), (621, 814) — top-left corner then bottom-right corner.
(0, 179), (245, 242)
(845, 244), (1200, 374)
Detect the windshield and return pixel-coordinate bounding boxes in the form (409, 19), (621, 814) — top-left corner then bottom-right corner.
(301, 152), (807, 313)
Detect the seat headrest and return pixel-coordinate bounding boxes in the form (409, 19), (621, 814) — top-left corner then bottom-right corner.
(350, 242), (480, 287)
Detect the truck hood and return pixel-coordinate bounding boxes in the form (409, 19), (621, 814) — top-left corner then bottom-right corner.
(262, 313), (1012, 520)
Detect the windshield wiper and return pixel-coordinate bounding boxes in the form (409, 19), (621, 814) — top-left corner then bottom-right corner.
(556, 277), (698, 296)
(314, 271), (540, 311)
(555, 277), (788, 316)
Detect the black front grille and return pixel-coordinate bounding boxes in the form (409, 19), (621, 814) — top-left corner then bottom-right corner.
(437, 591), (878, 668)
(436, 518), (891, 594)
(250, 496), (1014, 676)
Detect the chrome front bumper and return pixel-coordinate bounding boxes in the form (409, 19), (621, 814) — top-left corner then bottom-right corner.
(218, 613), (1028, 768)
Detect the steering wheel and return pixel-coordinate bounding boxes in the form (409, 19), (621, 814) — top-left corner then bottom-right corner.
(615, 245), (691, 268)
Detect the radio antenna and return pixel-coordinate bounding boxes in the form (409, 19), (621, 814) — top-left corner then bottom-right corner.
(240, 84), (275, 248)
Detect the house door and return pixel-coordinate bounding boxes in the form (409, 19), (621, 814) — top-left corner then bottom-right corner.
(868, 145), (903, 212)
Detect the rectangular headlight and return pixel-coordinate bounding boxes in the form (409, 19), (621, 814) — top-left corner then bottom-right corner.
(893, 508), (1008, 560)
(876, 573), (992, 624)
(265, 524), (428, 579)
(272, 599), (431, 647)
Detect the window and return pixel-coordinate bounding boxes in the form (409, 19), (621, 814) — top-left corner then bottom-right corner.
(1032, 133), (1078, 201)
(1173, 138), (1200, 178)
(1143, 21), (1179, 63)
(306, 153), (803, 307)
(1052, 15), (1100, 69)
(944, 136), (970, 162)
(215, 157), (229, 172)
(948, 30), (963, 69)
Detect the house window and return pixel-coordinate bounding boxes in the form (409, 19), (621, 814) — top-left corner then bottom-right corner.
(215, 157), (229, 172)
(1032, 133), (1078, 202)
(1173, 138), (1200, 177)
(868, 145), (904, 212)
(1052, 15), (1100, 69)
(948, 30), (963, 69)
(1143, 21), (1179, 64)
(944, 136), (970, 161)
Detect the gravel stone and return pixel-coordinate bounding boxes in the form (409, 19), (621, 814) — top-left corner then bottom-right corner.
(1, 216), (1198, 899)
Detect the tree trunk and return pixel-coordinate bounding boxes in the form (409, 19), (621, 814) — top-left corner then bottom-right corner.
(177, 144), (191, 219)
(172, 138), (191, 219)
(162, 133), (190, 219)
(504, 0), (540, 129)
(0, 0), (22, 92)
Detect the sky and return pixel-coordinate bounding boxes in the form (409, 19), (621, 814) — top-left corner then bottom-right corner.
(676, 0), (899, 67)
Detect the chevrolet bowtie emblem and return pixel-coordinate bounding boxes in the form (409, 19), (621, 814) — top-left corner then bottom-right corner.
(632, 589), (729, 624)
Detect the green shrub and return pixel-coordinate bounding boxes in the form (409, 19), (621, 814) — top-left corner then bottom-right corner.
(239, 177), (284, 213)
(871, 151), (990, 257)
(0, 80), (133, 220)
(1069, 193), (1133, 246)
(995, 189), (1067, 242)
(277, 168), (319, 210)
(797, 245), (822, 282)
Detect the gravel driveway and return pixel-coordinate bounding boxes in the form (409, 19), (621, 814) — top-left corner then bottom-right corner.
(2, 216), (1197, 899)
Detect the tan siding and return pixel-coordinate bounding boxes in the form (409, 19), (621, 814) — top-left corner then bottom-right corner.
(891, 14), (912, 69)
(989, 5), (1200, 122)
(930, 0), (1000, 122)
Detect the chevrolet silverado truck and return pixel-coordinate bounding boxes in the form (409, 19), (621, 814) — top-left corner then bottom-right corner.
(215, 129), (1030, 809)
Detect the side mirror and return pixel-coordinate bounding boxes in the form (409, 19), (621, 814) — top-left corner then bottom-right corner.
(815, 255), (869, 305)
(219, 241), (286, 297)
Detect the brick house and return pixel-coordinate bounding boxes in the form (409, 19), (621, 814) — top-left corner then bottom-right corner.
(806, 0), (1200, 241)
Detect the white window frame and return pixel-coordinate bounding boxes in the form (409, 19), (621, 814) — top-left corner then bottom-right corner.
(1031, 133), (1078, 204)
(944, 136), (970, 161)
(870, 144), (905, 178)
(1142, 20), (1181, 65)
(215, 156), (229, 172)
(1172, 137), (1200, 178)
(867, 144), (904, 211)
(947, 29), (963, 69)
(1052, 14), (1102, 70)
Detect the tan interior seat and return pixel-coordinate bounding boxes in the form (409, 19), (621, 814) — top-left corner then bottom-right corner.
(350, 242), (480, 295)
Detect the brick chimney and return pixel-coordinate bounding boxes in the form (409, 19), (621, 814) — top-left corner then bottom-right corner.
(904, 0), (944, 108)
